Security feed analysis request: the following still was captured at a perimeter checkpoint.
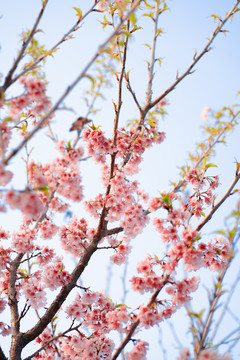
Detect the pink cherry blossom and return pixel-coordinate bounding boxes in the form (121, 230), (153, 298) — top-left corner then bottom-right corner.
(126, 340), (149, 360)
(177, 348), (191, 360)
(0, 164), (13, 186)
(22, 275), (47, 308)
(38, 219), (59, 240)
(201, 106), (211, 122)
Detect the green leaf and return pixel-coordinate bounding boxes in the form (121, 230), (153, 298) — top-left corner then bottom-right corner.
(115, 303), (131, 309)
(206, 163), (218, 169)
(216, 230), (227, 236)
(188, 309), (204, 318)
(73, 7), (82, 19)
(129, 12), (137, 26)
(33, 186), (49, 194)
(148, 119), (156, 127)
(3, 117), (12, 122)
(66, 140), (72, 149)
(229, 228), (237, 238)
(143, 1), (153, 9)
(142, 12), (154, 19)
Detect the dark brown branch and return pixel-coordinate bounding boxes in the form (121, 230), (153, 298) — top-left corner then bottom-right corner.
(21, 238), (97, 346)
(105, 226), (123, 236)
(2, 0), (49, 92)
(8, 253), (24, 360)
(0, 347), (7, 360)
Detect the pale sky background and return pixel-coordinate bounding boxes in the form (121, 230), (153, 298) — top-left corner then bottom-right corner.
(0, 0), (240, 359)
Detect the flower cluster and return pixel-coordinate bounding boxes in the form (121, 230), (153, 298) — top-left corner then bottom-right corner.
(0, 163), (13, 186)
(0, 123), (12, 159)
(12, 225), (37, 253)
(0, 321), (11, 337)
(131, 255), (164, 294)
(106, 305), (129, 330)
(6, 190), (44, 218)
(38, 219), (59, 240)
(59, 217), (89, 257)
(138, 304), (162, 328)
(126, 340), (149, 360)
(8, 76), (51, 122)
(110, 242), (131, 265)
(60, 334), (114, 360)
(56, 140), (84, 164)
(185, 168), (219, 218)
(116, 126), (165, 175)
(177, 348), (231, 360)
(28, 157), (83, 204)
(35, 327), (57, 356)
(121, 203), (149, 237)
(60, 291), (133, 359)
(104, 172), (137, 221)
(166, 276), (199, 306)
(82, 128), (114, 163)
(43, 257), (70, 290)
(22, 275), (47, 308)
(0, 247), (11, 277)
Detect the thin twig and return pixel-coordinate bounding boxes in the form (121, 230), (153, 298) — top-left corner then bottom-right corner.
(210, 239), (240, 342)
(111, 168), (240, 360)
(144, 0), (240, 114)
(23, 323), (85, 360)
(145, 1), (161, 105)
(3, 2), (101, 90)
(195, 171), (240, 233)
(2, 0), (49, 91)
(3, 0), (142, 167)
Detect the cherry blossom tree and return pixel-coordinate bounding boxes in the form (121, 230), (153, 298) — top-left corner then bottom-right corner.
(0, 1), (240, 359)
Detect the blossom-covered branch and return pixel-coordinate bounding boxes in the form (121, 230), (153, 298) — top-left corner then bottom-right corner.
(3, 0), (142, 166)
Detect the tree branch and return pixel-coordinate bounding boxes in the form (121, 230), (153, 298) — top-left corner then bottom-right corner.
(9, 2), (99, 88)
(2, 0), (49, 91)
(144, 0), (240, 113)
(145, 1), (162, 105)
(23, 323), (85, 360)
(195, 170), (240, 233)
(3, 0), (142, 166)
(0, 347), (7, 360)
(111, 168), (240, 360)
